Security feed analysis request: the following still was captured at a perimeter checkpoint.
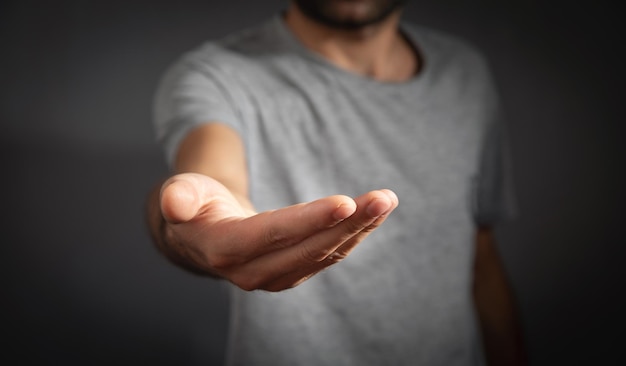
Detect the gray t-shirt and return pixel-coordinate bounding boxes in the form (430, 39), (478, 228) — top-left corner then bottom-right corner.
(154, 16), (515, 366)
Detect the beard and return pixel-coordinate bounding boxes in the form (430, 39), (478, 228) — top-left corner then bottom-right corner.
(293, 0), (408, 30)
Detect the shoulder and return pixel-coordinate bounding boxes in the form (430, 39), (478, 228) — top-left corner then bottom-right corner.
(158, 16), (318, 101)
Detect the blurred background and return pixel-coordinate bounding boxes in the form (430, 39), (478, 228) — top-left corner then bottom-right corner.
(1, 0), (623, 364)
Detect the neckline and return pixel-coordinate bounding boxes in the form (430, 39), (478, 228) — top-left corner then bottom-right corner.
(270, 15), (428, 89)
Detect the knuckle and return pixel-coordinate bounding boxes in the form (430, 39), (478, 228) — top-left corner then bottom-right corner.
(359, 224), (378, 236)
(299, 245), (328, 263)
(362, 216), (385, 233)
(162, 225), (179, 248)
(232, 277), (260, 292)
(342, 218), (368, 235)
(262, 224), (292, 249)
(207, 250), (252, 271)
(238, 281), (259, 292)
(341, 213), (387, 237)
(230, 272), (268, 292)
(325, 251), (347, 264)
(206, 253), (235, 270)
(351, 216), (385, 238)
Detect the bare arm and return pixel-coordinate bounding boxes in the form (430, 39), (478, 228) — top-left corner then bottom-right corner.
(146, 123), (399, 291)
(473, 227), (528, 365)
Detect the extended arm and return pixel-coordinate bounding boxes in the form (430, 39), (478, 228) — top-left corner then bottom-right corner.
(473, 227), (528, 365)
(146, 123), (399, 291)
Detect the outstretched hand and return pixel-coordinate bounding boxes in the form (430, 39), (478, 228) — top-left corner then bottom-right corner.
(159, 173), (398, 291)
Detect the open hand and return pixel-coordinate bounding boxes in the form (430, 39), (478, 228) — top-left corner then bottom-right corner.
(160, 173), (398, 291)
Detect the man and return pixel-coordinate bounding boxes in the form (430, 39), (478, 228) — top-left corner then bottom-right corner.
(147, 0), (526, 364)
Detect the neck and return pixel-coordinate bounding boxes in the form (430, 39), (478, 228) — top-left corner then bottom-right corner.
(284, 5), (418, 82)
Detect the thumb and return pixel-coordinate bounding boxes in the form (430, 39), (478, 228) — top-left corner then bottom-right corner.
(160, 174), (208, 224)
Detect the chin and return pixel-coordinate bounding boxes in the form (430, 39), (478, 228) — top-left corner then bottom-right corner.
(295, 0), (405, 30)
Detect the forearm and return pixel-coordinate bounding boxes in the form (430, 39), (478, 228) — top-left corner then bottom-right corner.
(473, 227), (528, 366)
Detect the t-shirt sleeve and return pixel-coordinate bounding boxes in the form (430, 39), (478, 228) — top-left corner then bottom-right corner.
(472, 114), (518, 227)
(152, 51), (243, 169)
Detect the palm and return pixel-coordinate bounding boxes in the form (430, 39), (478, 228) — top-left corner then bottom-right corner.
(160, 173), (398, 291)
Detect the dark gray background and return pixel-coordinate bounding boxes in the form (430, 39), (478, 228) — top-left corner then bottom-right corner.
(1, 0), (623, 364)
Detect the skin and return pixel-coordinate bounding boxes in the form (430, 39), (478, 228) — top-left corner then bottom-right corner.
(474, 227), (529, 365)
(293, 0), (408, 29)
(146, 0), (527, 363)
(286, 0), (417, 81)
(147, 122), (398, 292)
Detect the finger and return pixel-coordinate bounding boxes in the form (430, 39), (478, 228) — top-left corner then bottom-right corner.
(224, 194), (357, 257)
(330, 189), (399, 258)
(229, 190), (398, 291)
(265, 189), (399, 291)
(160, 173), (236, 224)
(309, 189), (398, 259)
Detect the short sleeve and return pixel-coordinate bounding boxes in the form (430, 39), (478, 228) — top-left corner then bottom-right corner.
(152, 50), (243, 169)
(472, 116), (518, 227)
